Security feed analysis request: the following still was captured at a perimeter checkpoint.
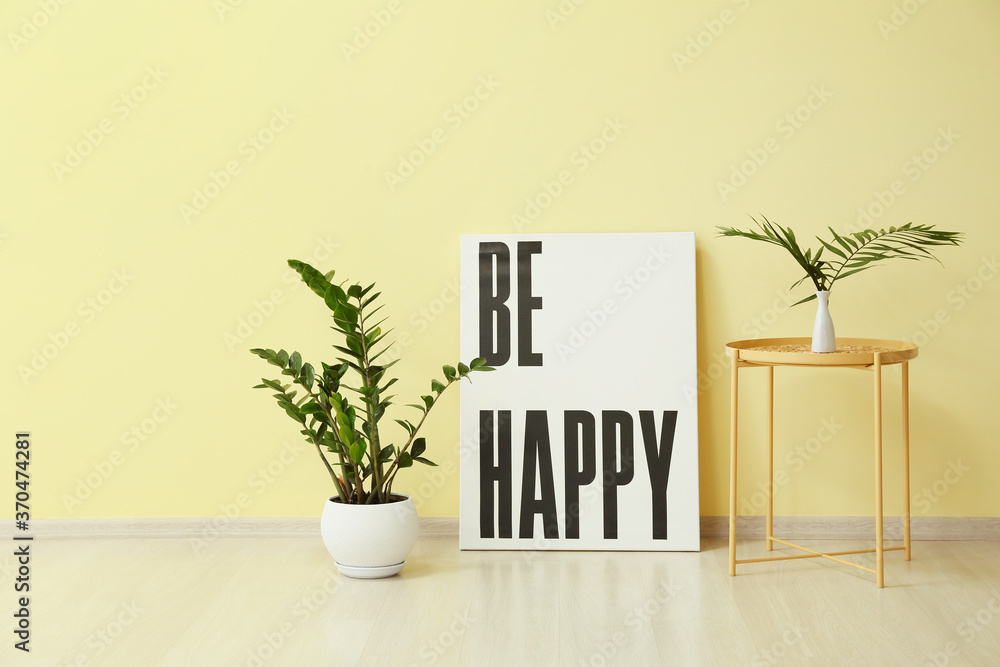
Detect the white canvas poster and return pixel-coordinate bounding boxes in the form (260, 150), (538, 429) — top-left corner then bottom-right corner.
(459, 232), (700, 551)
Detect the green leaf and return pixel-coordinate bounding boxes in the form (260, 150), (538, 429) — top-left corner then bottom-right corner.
(412, 437), (427, 458)
(817, 237), (847, 259)
(458, 362), (470, 376)
(334, 303), (358, 329)
(336, 407), (352, 426)
(302, 363), (315, 389)
(288, 260), (332, 298)
(834, 266), (870, 280)
(332, 345), (355, 358)
(324, 284), (342, 311)
(791, 293), (818, 306)
(422, 395), (434, 410)
(413, 457), (437, 467)
(362, 291), (382, 308)
(345, 334), (363, 356)
(830, 227), (855, 253)
(257, 378), (284, 392)
(443, 365), (457, 381)
(349, 442), (366, 464)
(289, 351), (302, 375)
(398, 451), (413, 468)
(300, 402), (325, 414)
(339, 424), (354, 446)
(368, 332), (392, 353)
(276, 349), (289, 367)
(431, 379), (446, 393)
(788, 274), (812, 291)
(250, 348), (282, 366)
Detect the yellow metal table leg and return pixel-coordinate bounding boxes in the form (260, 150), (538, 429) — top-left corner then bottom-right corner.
(766, 366), (774, 552)
(874, 353), (885, 588)
(903, 361), (911, 561)
(729, 352), (739, 576)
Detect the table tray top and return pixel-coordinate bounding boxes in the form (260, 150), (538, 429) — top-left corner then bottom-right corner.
(726, 337), (918, 367)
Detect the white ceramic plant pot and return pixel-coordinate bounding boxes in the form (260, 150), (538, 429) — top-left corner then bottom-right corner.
(811, 290), (836, 353)
(320, 494), (419, 579)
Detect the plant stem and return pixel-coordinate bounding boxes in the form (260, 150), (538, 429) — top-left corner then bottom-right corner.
(322, 399), (364, 503)
(308, 434), (346, 502)
(353, 293), (384, 502)
(379, 376), (456, 495)
(296, 376), (361, 503)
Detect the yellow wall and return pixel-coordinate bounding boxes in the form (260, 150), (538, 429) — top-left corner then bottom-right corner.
(3, 1), (998, 522)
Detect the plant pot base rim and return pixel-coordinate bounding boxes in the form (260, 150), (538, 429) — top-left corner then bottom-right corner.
(335, 561), (405, 579)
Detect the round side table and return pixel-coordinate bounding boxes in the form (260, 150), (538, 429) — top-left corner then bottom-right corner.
(726, 337), (919, 588)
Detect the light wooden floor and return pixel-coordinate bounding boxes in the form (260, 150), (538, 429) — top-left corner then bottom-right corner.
(5, 536), (999, 666)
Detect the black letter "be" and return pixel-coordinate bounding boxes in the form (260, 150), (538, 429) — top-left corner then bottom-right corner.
(478, 241), (542, 367)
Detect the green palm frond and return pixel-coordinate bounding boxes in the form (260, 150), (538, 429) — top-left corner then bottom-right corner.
(717, 217), (963, 305)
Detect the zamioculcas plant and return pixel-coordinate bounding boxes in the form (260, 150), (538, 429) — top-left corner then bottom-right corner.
(717, 216), (964, 305)
(251, 260), (493, 505)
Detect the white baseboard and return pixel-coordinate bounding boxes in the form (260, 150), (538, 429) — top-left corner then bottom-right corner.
(4, 516), (997, 541)
(7, 517), (319, 540)
(700, 516), (1000, 540)
(2, 517), (461, 541)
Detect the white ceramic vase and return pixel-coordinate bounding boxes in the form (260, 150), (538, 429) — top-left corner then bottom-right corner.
(811, 290), (836, 353)
(320, 494), (419, 579)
